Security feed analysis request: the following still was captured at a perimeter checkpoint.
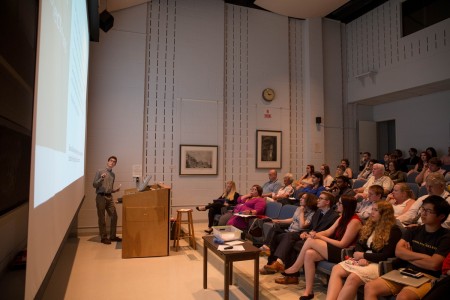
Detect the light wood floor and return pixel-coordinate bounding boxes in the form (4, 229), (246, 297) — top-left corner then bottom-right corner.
(1, 222), (328, 299)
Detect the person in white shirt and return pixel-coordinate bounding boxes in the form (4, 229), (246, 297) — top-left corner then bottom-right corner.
(354, 164), (394, 199)
(398, 173), (450, 228)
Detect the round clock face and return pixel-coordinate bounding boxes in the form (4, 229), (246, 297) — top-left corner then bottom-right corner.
(262, 88), (275, 101)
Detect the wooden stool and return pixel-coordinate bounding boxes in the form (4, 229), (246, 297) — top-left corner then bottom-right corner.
(173, 209), (196, 251)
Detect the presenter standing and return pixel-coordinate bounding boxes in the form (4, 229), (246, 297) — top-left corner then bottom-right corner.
(93, 156), (121, 244)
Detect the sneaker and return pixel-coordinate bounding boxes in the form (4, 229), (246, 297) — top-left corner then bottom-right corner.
(101, 238), (111, 244)
(110, 236), (122, 242)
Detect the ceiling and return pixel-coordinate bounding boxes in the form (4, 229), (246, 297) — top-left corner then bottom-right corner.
(101, 0), (388, 23)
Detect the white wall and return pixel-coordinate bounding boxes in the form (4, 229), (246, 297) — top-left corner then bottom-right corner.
(373, 90), (450, 156)
(81, 1), (335, 226)
(345, 0), (450, 102)
(78, 4), (147, 233)
(343, 0), (450, 165)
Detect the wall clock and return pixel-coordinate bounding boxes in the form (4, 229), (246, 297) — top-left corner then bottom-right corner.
(262, 88), (275, 102)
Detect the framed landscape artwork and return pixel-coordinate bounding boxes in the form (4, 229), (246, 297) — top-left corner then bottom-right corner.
(179, 145), (218, 175)
(256, 130), (282, 169)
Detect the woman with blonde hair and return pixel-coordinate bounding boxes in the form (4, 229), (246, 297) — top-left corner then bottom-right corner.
(326, 201), (402, 300)
(386, 182), (415, 219)
(196, 181), (239, 233)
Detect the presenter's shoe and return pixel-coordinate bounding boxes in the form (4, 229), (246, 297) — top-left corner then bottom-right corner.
(101, 238), (111, 244)
(264, 261), (285, 273)
(274, 275), (299, 285)
(110, 236), (122, 242)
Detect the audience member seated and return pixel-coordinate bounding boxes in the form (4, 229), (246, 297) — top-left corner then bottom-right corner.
(298, 171), (326, 197)
(335, 165), (346, 178)
(426, 146), (438, 158)
(225, 185), (266, 231)
(295, 164), (315, 190)
(340, 158), (353, 179)
(356, 185), (383, 221)
(326, 200), (402, 300)
(357, 159), (377, 180)
(320, 164), (334, 189)
(354, 163), (394, 199)
(266, 173), (294, 204)
(393, 149), (408, 172)
(278, 196), (362, 300)
(330, 175), (356, 199)
(261, 191), (339, 280)
(261, 169), (282, 198)
(441, 146), (450, 165)
(259, 193), (318, 266)
(380, 153), (390, 171)
(386, 160), (406, 183)
(386, 183), (415, 219)
(408, 151), (431, 175)
(364, 195), (450, 300)
(196, 180), (240, 234)
(398, 173), (450, 229)
(359, 152), (372, 172)
(416, 157), (446, 186)
(405, 147), (420, 167)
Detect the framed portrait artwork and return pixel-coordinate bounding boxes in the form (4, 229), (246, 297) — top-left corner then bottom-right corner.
(256, 130), (282, 169)
(179, 145), (218, 175)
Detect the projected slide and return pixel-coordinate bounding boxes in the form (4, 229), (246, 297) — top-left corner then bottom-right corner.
(34, 0), (88, 207)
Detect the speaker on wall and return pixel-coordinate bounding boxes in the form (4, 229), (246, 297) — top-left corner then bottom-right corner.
(99, 9), (114, 32)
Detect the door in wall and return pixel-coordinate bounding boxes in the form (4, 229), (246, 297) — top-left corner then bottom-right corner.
(377, 120), (396, 160)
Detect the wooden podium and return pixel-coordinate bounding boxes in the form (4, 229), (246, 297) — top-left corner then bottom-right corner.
(122, 187), (170, 258)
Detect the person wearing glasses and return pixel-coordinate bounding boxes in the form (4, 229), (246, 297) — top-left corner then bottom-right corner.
(364, 195), (450, 300)
(261, 191), (339, 281)
(398, 173), (450, 228)
(278, 196), (362, 299)
(326, 200), (402, 300)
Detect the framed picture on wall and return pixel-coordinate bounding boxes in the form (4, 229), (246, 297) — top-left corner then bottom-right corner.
(256, 130), (282, 169)
(179, 145), (218, 175)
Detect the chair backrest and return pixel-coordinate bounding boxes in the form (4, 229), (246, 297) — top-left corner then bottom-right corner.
(264, 201), (282, 219)
(407, 171), (419, 183)
(406, 182), (419, 199)
(352, 179), (366, 189)
(278, 204), (298, 219)
(418, 185), (428, 198)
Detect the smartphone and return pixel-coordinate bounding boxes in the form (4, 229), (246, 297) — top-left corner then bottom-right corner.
(400, 268), (423, 278)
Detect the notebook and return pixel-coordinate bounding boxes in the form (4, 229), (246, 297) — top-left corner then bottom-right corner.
(381, 269), (430, 287)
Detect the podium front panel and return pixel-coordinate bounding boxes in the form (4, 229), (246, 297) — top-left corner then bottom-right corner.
(122, 188), (170, 258)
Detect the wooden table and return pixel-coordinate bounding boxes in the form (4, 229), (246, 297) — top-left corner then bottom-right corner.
(202, 235), (260, 300)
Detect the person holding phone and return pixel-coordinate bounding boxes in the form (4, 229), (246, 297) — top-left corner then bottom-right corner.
(93, 155), (122, 244)
(364, 195), (450, 300)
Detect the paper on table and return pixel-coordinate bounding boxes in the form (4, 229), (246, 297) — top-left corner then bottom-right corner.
(226, 241), (244, 246)
(218, 245), (245, 251)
